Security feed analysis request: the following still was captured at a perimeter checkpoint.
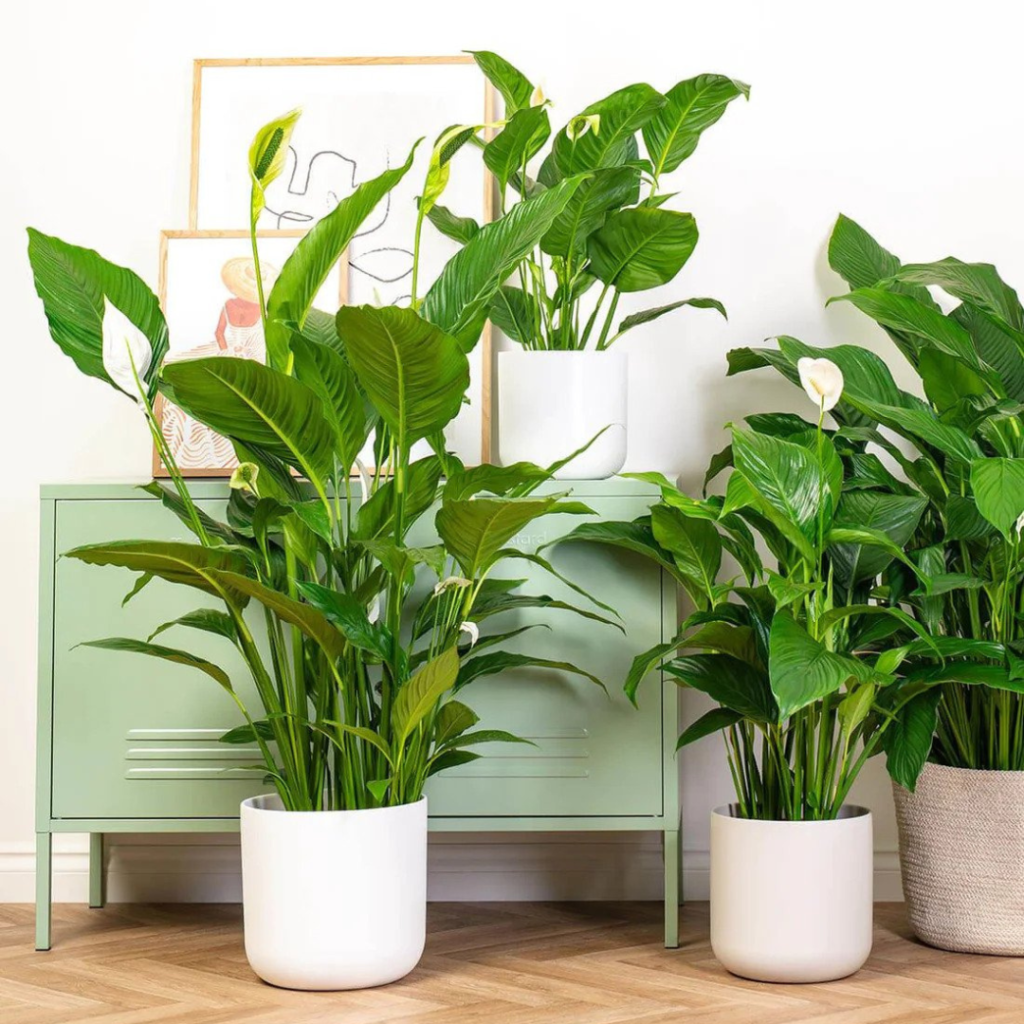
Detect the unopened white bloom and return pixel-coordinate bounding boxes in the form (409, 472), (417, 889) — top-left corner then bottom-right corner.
(1016, 511), (1024, 537)
(566, 114), (600, 142)
(367, 596), (381, 625)
(354, 458), (372, 503)
(101, 298), (152, 402)
(229, 462), (259, 494)
(530, 83), (546, 107)
(434, 576), (472, 597)
(459, 621), (480, 647)
(797, 357), (844, 413)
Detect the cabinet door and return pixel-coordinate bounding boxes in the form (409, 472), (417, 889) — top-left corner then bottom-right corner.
(51, 499), (266, 818)
(425, 494), (665, 818)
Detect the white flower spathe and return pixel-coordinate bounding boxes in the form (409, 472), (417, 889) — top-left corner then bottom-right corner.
(459, 621), (480, 647)
(1016, 511), (1024, 538)
(101, 298), (152, 402)
(530, 83), (546, 107)
(434, 576), (472, 597)
(797, 357), (844, 413)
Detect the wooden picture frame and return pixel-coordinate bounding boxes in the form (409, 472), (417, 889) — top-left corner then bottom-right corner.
(187, 56), (498, 462)
(154, 229), (347, 478)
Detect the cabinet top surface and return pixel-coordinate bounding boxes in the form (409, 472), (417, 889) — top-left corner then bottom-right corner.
(41, 478), (662, 500)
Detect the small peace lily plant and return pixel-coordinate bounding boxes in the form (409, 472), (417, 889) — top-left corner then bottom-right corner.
(427, 51), (748, 352)
(556, 342), (952, 819)
(27, 108), (616, 815)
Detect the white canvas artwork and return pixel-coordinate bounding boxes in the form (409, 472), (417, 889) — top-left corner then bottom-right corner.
(158, 233), (344, 476)
(191, 60), (491, 463)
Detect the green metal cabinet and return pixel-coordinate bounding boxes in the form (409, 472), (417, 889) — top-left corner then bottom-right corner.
(37, 480), (680, 950)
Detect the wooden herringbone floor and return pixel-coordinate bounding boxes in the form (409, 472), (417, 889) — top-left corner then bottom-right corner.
(2, 903), (1023, 1023)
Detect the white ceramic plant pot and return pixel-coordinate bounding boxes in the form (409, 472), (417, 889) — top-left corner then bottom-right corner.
(240, 794), (427, 991)
(497, 350), (627, 479)
(710, 805), (873, 983)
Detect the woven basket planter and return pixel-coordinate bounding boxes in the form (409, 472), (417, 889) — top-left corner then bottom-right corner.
(893, 762), (1024, 955)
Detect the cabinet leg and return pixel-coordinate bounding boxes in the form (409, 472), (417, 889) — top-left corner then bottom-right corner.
(89, 833), (106, 909)
(662, 828), (680, 948)
(35, 832), (52, 951)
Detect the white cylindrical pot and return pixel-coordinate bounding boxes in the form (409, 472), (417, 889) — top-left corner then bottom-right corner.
(497, 350), (627, 479)
(240, 794), (427, 990)
(893, 763), (1024, 955)
(710, 805), (873, 983)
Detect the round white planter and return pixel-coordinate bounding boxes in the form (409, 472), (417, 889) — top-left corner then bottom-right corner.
(240, 794), (427, 991)
(710, 805), (873, 983)
(893, 762), (1024, 954)
(496, 350), (627, 479)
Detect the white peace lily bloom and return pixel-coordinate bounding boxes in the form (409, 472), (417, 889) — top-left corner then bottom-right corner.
(367, 596), (381, 625)
(434, 576), (472, 596)
(101, 298), (152, 402)
(354, 458), (372, 503)
(1016, 511), (1024, 537)
(797, 357), (844, 413)
(530, 83), (546, 107)
(459, 621), (480, 647)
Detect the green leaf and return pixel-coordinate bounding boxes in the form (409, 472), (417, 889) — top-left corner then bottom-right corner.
(319, 720), (394, 766)
(643, 75), (749, 178)
(666, 654), (777, 723)
(615, 297), (726, 339)
(443, 460), (550, 500)
(489, 286), (538, 345)
(435, 699), (480, 746)
(248, 109), (301, 221)
(426, 203), (481, 244)
(427, 750), (481, 777)
(456, 651), (604, 691)
(917, 347), (989, 413)
(676, 707), (742, 750)
(421, 176), (587, 350)
(551, 83), (666, 177)
(159, 358), (336, 497)
(650, 504), (721, 596)
(392, 646), (461, 746)
(296, 581), (390, 660)
(442, 728), (534, 749)
(367, 778), (392, 802)
(547, 518), (682, 580)
(830, 492), (928, 585)
(682, 622), (760, 667)
(768, 613), (871, 719)
(220, 720), (275, 745)
(354, 456), (443, 542)
(466, 585), (622, 633)
(338, 306), (469, 449)
(437, 495), (587, 577)
(970, 457), (1024, 537)
(468, 50), (534, 115)
(624, 633), (686, 706)
(264, 142), (419, 368)
(883, 689), (941, 792)
(484, 106), (551, 191)
(588, 208), (698, 293)
(148, 608), (238, 644)
(26, 228), (169, 400)
(208, 571), (346, 659)
(540, 165), (640, 258)
(851, 398), (983, 465)
(78, 637), (233, 692)
(291, 335), (368, 472)
(360, 539), (447, 587)
(65, 541), (251, 604)
(491, 548), (620, 619)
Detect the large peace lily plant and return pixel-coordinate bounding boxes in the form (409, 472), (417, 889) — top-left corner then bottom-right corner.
(27, 109), (618, 813)
(425, 51), (748, 351)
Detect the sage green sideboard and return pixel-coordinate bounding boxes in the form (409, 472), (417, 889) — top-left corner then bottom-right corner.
(36, 480), (680, 950)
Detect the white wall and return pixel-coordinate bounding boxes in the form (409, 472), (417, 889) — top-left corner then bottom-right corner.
(3, 0), (1022, 903)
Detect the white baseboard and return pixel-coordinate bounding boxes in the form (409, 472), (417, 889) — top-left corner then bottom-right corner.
(0, 833), (905, 903)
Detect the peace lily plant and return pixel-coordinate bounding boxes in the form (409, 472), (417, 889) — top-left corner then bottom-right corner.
(27, 107), (616, 989)
(433, 51), (749, 477)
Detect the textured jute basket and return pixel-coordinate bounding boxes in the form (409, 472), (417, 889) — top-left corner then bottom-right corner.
(893, 762), (1024, 955)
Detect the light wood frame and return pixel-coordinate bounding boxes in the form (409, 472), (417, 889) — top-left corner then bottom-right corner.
(153, 228), (347, 478)
(188, 56), (499, 461)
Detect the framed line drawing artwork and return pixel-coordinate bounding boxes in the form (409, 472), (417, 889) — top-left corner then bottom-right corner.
(154, 230), (346, 477)
(188, 56), (496, 463)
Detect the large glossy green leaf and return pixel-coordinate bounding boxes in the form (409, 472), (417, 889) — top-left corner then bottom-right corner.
(421, 176), (587, 350)
(455, 651), (603, 691)
(665, 654), (777, 723)
(830, 492), (928, 585)
(484, 106), (550, 191)
(917, 347), (989, 413)
(392, 646), (460, 746)
(26, 229), (168, 399)
(768, 613), (871, 719)
(77, 637), (234, 692)
(290, 334), (368, 472)
(882, 688), (941, 792)
(650, 504), (721, 595)
(540, 166), (640, 258)
(643, 75), (749, 179)
(296, 581), (391, 660)
(64, 541), (250, 604)
(588, 208), (697, 293)
(354, 456), (443, 542)
(468, 50), (534, 115)
(951, 303), (1024, 402)
(544, 518), (682, 580)
(623, 632), (687, 705)
(676, 707), (742, 750)
(160, 358), (336, 495)
(550, 83), (666, 177)
(426, 203), (481, 245)
(970, 457), (1024, 537)
(731, 427), (823, 542)
(613, 297), (726, 342)
(148, 608), (238, 644)
(851, 398), (983, 464)
(437, 496), (589, 577)
(337, 306), (469, 449)
(264, 143), (418, 367)
(489, 286), (538, 345)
